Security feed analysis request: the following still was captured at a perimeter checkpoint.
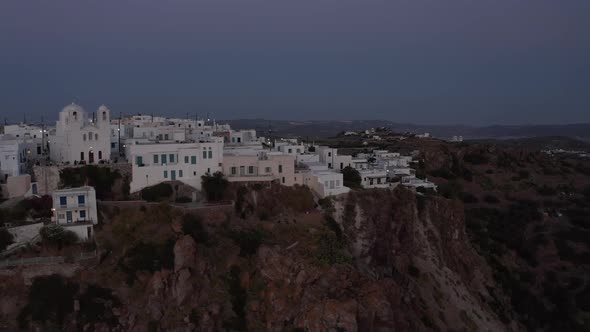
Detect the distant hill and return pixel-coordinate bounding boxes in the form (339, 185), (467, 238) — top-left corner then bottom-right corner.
(223, 119), (590, 141)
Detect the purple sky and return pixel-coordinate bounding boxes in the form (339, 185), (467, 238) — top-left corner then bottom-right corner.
(0, 0), (589, 125)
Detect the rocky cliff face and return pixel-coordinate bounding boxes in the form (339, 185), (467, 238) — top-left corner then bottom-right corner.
(330, 188), (510, 331)
(1, 185), (517, 331)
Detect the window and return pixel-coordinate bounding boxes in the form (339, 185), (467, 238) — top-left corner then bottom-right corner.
(83, 134), (87, 141)
(179, 170), (183, 177)
(79, 210), (86, 219)
(248, 166), (254, 174)
(208, 151), (212, 159)
(98, 151), (102, 159)
(78, 195), (85, 205)
(164, 170), (168, 178)
(80, 152), (85, 161)
(169, 154), (175, 163)
(136, 156), (143, 165)
(282, 177), (285, 184)
(191, 156), (197, 164)
(279, 165), (283, 173)
(154, 155), (159, 164)
(328, 152), (331, 157)
(161, 154), (167, 164)
(231, 167), (237, 175)
(164, 134), (169, 140)
(328, 163), (332, 169)
(60, 196), (67, 206)
(265, 167), (271, 173)
(111, 142), (116, 148)
(202, 151), (207, 159)
(89, 132), (92, 140)
(102, 111), (107, 121)
(288, 149), (292, 153)
(184, 156), (189, 164)
(95, 133), (98, 140)
(336, 180), (340, 187)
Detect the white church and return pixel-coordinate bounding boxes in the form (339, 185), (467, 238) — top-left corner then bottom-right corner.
(49, 103), (112, 164)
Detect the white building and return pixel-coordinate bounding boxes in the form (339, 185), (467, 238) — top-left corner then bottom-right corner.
(359, 169), (390, 189)
(51, 186), (98, 241)
(128, 139), (224, 193)
(0, 137), (41, 181)
(49, 103), (112, 164)
(223, 151), (296, 186)
(317, 146), (352, 171)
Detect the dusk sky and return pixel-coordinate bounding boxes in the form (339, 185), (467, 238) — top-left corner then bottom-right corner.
(1, 0), (589, 125)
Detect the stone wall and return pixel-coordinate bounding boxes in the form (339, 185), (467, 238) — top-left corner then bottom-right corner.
(33, 162), (132, 196)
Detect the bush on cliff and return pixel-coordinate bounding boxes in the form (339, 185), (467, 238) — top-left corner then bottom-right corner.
(141, 183), (173, 202)
(18, 274), (79, 329)
(40, 224), (79, 247)
(60, 165), (121, 199)
(182, 214), (209, 245)
(0, 228), (14, 251)
(341, 166), (362, 188)
(201, 172), (229, 201)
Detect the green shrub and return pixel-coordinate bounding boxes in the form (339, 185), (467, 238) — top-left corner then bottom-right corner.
(463, 152), (489, 165)
(201, 172), (229, 201)
(223, 265), (247, 331)
(117, 240), (175, 285)
(229, 229), (264, 256)
(182, 214), (209, 245)
(461, 192), (479, 204)
(324, 215), (342, 241)
(18, 274), (79, 328)
(315, 234), (351, 266)
(40, 225), (79, 247)
(175, 196), (192, 203)
(77, 285), (121, 328)
(141, 183), (173, 202)
(0, 228), (14, 251)
(341, 166), (362, 188)
(60, 166), (121, 200)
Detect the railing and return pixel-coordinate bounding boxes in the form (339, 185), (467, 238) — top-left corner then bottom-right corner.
(0, 250), (98, 269)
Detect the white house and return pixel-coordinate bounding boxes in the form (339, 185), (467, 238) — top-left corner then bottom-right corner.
(49, 103), (112, 164)
(52, 186), (98, 241)
(128, 139), (224, 193)
(223, 151), (296, 186)
(359, 169), (390, 189)
(317, 146), (352, 171)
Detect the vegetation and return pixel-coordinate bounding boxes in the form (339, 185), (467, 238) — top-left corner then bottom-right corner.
(18, 274), (79, 329)
(201, 172), (229, 201)
(341, 166), (362, 188)
(117, 240), (175, 285)
(315, 234), (351, 266)
(224, 265), (247, 331)
(229, 229), (263, 257)
(40, 224), (79, 247)
(463, 151), (489, 165)
(141, 183), (173, 202)
(0, 228), (14, 251)
(182, 214), (209, 245)
(77, 285), (121, 329)
(60, 165), (121, 199)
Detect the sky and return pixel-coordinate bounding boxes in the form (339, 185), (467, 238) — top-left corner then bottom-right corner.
(0, 0), (589, 125)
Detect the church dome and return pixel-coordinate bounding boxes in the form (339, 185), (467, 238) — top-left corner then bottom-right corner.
(62, 102), (85, 114)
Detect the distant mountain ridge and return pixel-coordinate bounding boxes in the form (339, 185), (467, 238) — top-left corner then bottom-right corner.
(222, 119), (590, 141)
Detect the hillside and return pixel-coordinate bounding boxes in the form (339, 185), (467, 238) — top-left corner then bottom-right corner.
(1, 140), (589, 331)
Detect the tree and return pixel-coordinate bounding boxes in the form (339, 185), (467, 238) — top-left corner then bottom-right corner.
(341, 166), (361, 188)
(0, 228), (14, 251)
(201, 172), (229, 201)
(40, 225), (79, 247)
